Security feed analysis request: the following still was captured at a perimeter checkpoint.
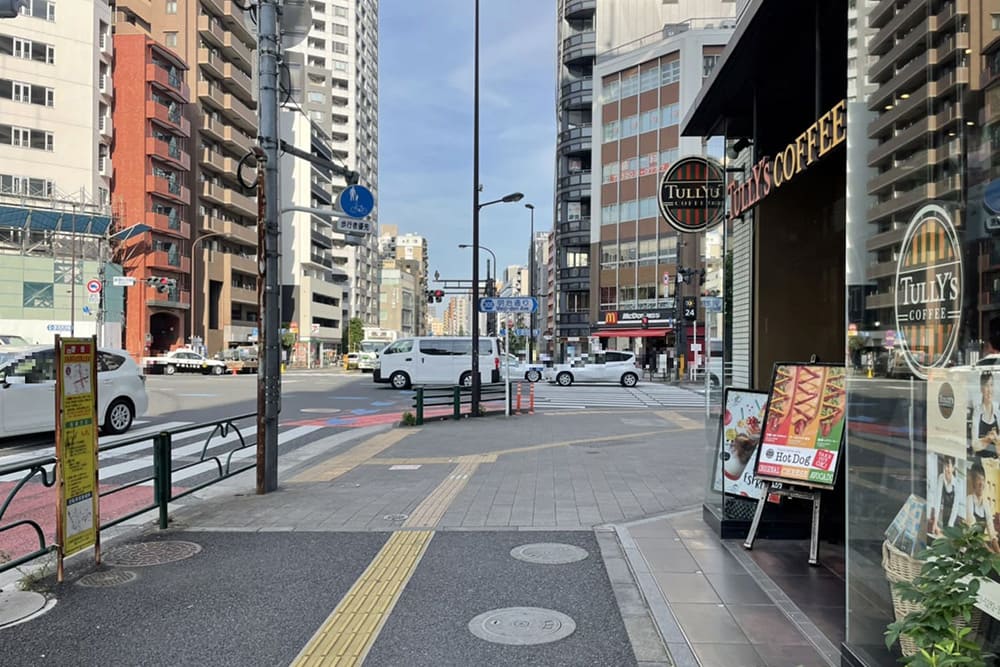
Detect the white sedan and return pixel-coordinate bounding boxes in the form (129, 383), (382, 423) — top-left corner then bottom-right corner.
(0, 345), (149, 436)
(500, 354), (545, 382)
(543, 351), (640, 387)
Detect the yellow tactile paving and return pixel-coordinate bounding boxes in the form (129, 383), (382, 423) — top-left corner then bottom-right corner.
(655, 410), (703, 430)
(360, 454), (498, 465)
(488, 429), (665, 457)
(290, 530), (434, 667)
(290, 429), (417, 483)
(403, 460), (480, 528)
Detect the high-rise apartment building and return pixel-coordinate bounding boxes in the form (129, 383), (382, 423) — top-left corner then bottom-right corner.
(443, 295), (470, 336)
(111, 30), (193, 356)
(503, 264), (530, 296)
(378, 259), (416, 336)
(292, 0), (379, 326)
(378, 224), (428, 334)
(553, 0), (735, 359)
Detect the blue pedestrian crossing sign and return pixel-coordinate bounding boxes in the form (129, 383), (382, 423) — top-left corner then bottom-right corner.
(478, 297), (538, 313)
(339, 185), (374, 218)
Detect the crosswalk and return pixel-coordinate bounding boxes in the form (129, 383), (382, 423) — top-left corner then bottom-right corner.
(0, 420), (324, 489)
(531, 382), (706, 410)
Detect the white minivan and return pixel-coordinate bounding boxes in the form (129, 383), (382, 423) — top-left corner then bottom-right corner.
(373, 337), (500, 389)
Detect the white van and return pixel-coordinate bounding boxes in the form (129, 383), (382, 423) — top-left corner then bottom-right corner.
(373, 337), (500, 389)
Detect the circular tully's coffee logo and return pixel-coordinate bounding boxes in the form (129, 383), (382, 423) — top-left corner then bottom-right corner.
(937, 382), (955, 419)
(658, 157), (726, 233)
(764, 448), (774, 460)
(894, 204), (962, 379)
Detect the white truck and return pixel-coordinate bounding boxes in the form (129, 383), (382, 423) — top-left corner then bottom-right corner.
(143, 349), (228, 376)
(358, 327), (398, 372)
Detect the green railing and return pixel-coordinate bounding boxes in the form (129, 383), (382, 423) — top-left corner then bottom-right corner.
(412, 383), (515, 425)
(0, 413), (256, 575)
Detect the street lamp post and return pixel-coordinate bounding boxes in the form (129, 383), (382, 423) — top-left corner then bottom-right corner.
(189, 231), (230, 349)
(525, 203), (535, 363)
(459, 243), (497, 334)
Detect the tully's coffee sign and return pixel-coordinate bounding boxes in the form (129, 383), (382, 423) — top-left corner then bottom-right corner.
(894, 203), (962, 379)
(728, 99), (847, 220)
(658, 157), (726, 233)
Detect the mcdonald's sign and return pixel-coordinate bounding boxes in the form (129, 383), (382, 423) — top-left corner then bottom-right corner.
(605, 312), (619, 325)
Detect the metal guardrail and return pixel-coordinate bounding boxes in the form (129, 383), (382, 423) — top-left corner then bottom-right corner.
(413, 384), (515, 425)
(0, 413), (256, 575)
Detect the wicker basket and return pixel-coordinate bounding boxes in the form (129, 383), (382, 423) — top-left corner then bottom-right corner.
(882, 540), (984, 657)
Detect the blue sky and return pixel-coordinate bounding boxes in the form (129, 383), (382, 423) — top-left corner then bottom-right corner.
(378, 1), (556, 290)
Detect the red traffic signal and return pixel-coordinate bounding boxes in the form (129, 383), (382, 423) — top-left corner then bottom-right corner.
(433, 290), (444, 303)
(640, 316), (649, 329)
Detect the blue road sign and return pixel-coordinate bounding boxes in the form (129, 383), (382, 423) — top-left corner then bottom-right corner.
(477, 297), (538, 313)
(339, 185), (374, 218)
(703, 296), (723, 313)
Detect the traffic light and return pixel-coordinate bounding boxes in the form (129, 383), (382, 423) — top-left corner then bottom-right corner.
(640, 316), (649, 329)
(433, 289), (444, 303)
(699, 269), (706, 285)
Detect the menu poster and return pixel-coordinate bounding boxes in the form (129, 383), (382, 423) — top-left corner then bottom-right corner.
(713, 388), (769, 499)
(926, 367), (969, 460)
(55, 336), (100, 560)
(754, 363), (847, 489)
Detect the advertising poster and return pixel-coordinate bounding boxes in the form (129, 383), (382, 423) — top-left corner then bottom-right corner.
(755, 363), (847, 488)
(56, 337), (100, 559)
(713, 389), (768, 499)
(927, 367), (969, 460)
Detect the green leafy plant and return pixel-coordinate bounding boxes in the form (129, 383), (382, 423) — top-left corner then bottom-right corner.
(401, 411), (416, 426)
(886, 523), (1000, 666)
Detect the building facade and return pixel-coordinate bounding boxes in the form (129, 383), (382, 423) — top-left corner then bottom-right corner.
(443, 295), (470, 336)
(378, 260), (416, 337)
(379, 224), (428, 335)
(553, 0), (736, 359)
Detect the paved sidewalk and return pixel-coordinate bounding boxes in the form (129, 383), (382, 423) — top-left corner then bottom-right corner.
(1, 408), (844, 666)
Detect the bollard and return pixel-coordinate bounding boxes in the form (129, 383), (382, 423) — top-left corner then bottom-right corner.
(152, 431), (172, 530)
(453, 386), (462, 420)
(415, 386), (424, 425)
(529, 382), (535, 414)
(516, 383), (522, 413)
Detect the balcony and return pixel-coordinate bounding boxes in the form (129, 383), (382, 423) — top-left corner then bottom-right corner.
(147, 175), (191, 205)
(201, 115), (224, 141)
(564, 0), (595, 19)
(558, 217), (590, 246)
(222, 62), (254, 102)
(223, 187), (257, 217)
(868, 52), (928, 112)
(870, 1), (927, 57)
(311, 178), (332, 204)
(935, 67), (970, 98)
(556, 266), (590, 291)
(867, 83), (928, 138)
(200, 215), (257, 245)
(560, 77), (593, 110)
(866, 185), (929, 223)
(865, 291), (895, 311)
(149, 212), (189, 239)
(198, 80), (222, 108)
(557, 170), (592, 200)
(311, 227), (333, 248)
(201, 181), (226, 205)
(558, 124), (591, 156)
(146, 63), (190, 101)
(870, 18), (928, 83)
(223, 93), (257, 133)
(562, 30), (595, 66)
(147, 137), (191, 171)
(865, 225), (907, 252)
(223, 0), (255, 45)
(230, 285), (257, 304)
(149, 251), (191, 274)
(867, 150), (932, 195)
(930, 0), (968, 32)
(227, 252), (257, 274)
(197, 14), (226, 48)
(223, 124), (254, 154)
(557, 312), (590, 327)
(198, 47), (225, 79)
(223, 32), (253, 70)
(867, 117), (929, 167)
(200, 147), (225, 173)
(866, 259), (900, 281)
(146, 100), (191, 137)
(146, 287), (191, 309)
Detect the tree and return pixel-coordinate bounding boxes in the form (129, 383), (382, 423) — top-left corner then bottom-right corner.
(348, 317), (364, 352)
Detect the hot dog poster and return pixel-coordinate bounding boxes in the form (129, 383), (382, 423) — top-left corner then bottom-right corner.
(713, 388), (769, 498)
(755, 364), (847, 488)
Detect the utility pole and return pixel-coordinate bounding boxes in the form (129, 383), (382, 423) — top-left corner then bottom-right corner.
(256, 0), (281, 494)
(526, 203), (535, 363)
(471, 0), (482, 416)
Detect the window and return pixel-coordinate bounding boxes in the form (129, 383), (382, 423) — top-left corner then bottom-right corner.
(659, 148), (679, 169)
(640, 109), (659, 133)
(45, 44), (54, 64)
(621, 114), (639, 138)
(98, 352), (126, 372)
(165, 32), (178, 47)
(383, 340), (413, 354)
(602, 162), (619, 184)
(640, 66), (659, 92)
(619, 198), (638, 221)
(993, 13), (1000, 30)
(659, 235), (677, 258)
(620, 73), (638, 97)
(661, 104), (680, 127)
(332, 41), (348, 54)
(22, 282), (54, 309)
(639, 238), (657, 259)
(661, 60), (680, 85)
(566, 250), (589, 268)
(307, 91), (325, 104)
(12, 81), (29, 102)
(166, 0), (177, 13)
(11, 126), (30, 147)
(602, 79), (619, 103)
(639, 197), (658, 219)
(620, 157), (638, 179)
(45, 88), (53, 106)
(601, 203), (618, 224)
(13, 37), (31, 59)
(566, 292), (589, 312)
(602, 119), (619, 142)
(601, 243), (618, 264)
(333, 59), (348, 72)
(332, 23), (348, 36)
(703, 55), (721, 78)
(333, 5), (348, 17)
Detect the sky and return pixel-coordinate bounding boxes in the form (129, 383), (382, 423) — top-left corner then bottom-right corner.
(378, 1), (557, 296)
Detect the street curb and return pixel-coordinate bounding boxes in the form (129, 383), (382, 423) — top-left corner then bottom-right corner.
(0, 423), (396, 593)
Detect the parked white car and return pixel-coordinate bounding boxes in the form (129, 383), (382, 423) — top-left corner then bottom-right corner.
(0, 335), (30, 346)
(501, 354), (545, 383)
(143, 349), (227, 375)
(0, 345), (148, 436)
(543, 351), (640, 387)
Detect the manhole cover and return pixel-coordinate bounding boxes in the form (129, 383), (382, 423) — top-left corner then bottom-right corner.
(77, 569), (138, 587)
(382, 513), (409, 522)
(468, 607), (576, 645)
(510, 543), (589, 565)
(0, 590), (46, 627)
(103, 541), (202, 567)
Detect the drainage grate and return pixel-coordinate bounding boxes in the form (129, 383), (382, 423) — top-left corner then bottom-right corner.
(468, 607), (576, 645)
(510, 543), (589, 565)
(103, 541), (202, 567)
(77, 569), (138, 587)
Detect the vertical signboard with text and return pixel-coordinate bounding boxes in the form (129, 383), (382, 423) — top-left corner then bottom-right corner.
(56, 336), (100, 577)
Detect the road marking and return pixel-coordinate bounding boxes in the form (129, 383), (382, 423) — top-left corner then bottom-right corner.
(403, 460), (480, 528)
(655, 411), (703, 430)
(362, 454), (497, 466)
(289, 429), (416, 483)
(489, 429), (666, 457)
(389, 464), (421, 470)
(291, 530), (433, 667)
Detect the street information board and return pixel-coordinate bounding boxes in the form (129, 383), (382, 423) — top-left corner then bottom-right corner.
(55, 336), (101, 576)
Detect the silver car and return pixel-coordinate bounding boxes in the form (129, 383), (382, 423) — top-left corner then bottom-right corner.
(0, 345), (149, 436)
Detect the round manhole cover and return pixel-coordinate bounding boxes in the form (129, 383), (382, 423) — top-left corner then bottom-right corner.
(382, 513), (409, 523)
(77, 569), (138, 587)
(104, 541), (202, 567)
(468, 607), (576, 645)
(510, 543), (589, 565)
(0, 590), (47, 627)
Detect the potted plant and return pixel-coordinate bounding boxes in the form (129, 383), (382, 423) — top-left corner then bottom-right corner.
(885, 523), (1000, 665)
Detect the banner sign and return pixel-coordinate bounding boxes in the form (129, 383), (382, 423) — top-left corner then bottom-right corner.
(755, 363), (847, 489)
(713, 388), (769, 499)
(658, 156), (726, 233)
(56, 336), (100, 563)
